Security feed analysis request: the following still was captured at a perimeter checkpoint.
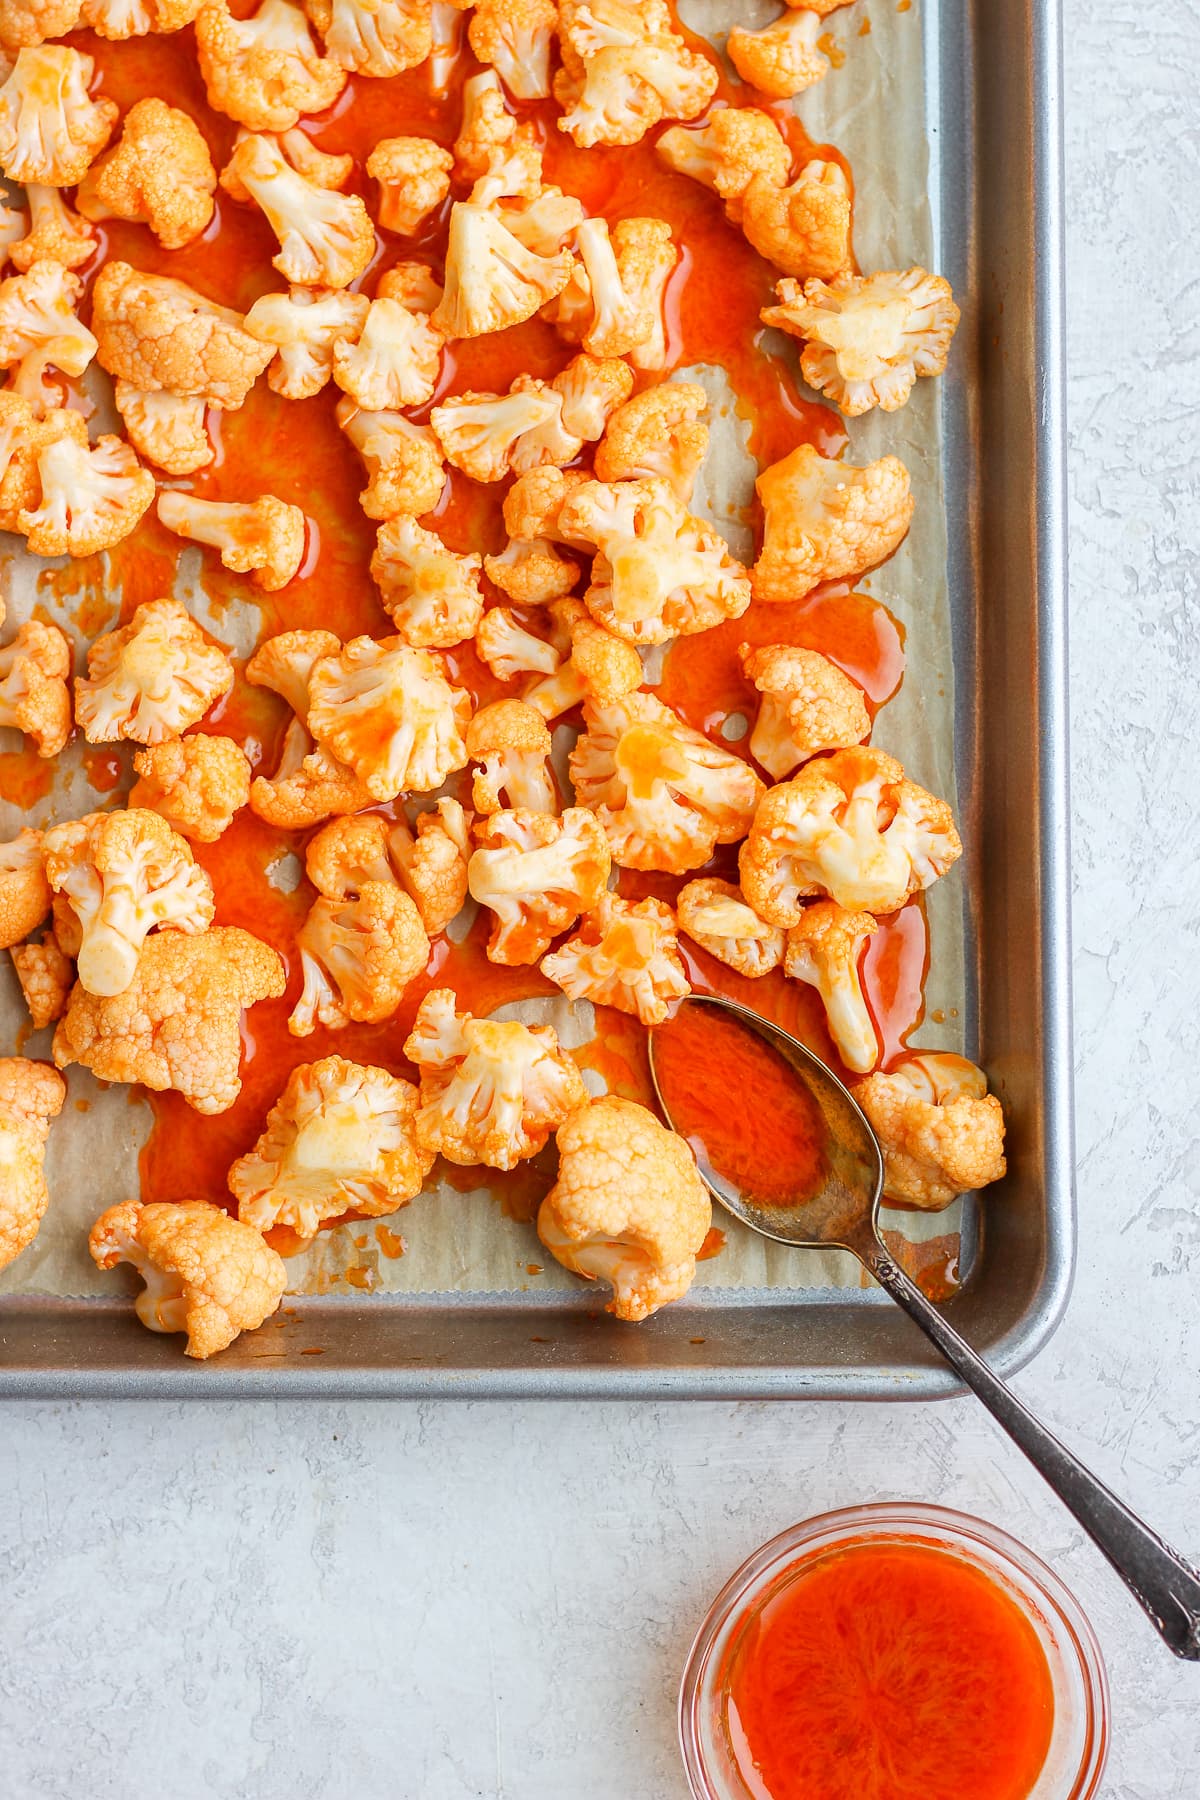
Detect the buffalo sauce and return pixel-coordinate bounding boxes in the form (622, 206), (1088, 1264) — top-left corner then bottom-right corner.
(722, 1540), (1056, 1800)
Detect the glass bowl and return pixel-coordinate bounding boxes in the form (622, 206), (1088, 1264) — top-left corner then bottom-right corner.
(679, 1501), (1110, 1800)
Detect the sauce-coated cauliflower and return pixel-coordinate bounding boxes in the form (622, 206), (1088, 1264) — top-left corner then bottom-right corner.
(0, 395), (87, 530)
(657, 107), (791, 221)
(336, 399), (446, 521)
(474, 605), (563, 684)
(482, 466), (587, 605)
(594, 381), (708, 501)
(12, 929), (73, 1029)
(741, 158), (851, 280)
(547, 216), (675, 364)
(53, 925), (285, 1113)
(430, 199), (573, 340)
(222, 130), (375, 290)
(537, 1094), (710, 1320)
(156, 490), (306, 592)
(430, 358), (624, 482)
(784, 899), (878, 1072)
(0, 0), (82, 48)
(728, 9), (830, 100)
(0, 1057), (65, 1273)
(542, 891), (688, 1026)
(130, 735), (253, 843)
(386, 797), (473, 935)
(510, 599), (643, 720)
(453, 67), (526, 184)
(766, 267), (961, 417)
(196, 0), (346, 132)
(467, 805), (610, 964)
(0, 259), (98, 402)
(76, 98), (216, 249)
(570, 691), (764, 873)
(289, 880), (429, 1034)
(91, 261), (275, 409)
(469, 0), (556, 99)
(88, 1198), (287, 1359)
(675, 876), (785, 978)
(366, 134), (452, 234)
(854, 1051), (1007, 1210)
(402, 986), (587, 1170)
(739, 746), (962, 922)
(559, 476), (751, 645)
(752, 443), (913, 602)
(43, 807), (215, 997)
(0, 619), (71, 757)
(79, 0), (206, 35)
(740, 642), (869, 779)
(554, 0), (717, 148)
(246, 629), (373, 829)
(466, 698), (556, 816)
(245, 286), (369, 400)
(75, 596), (234, 745)
(306, 635), (471, 802)
(0, 828), (51, 949)
(305, 0), (433, 77)
(229, 1055), (435, 1238)
(113, 383), (214, 476)
(18, 431), (155, 557)
(10, 183), (96, 271)
(0, 47), (117, 186)
(331, 266), (442, 411)
(370, 514), (484, 649)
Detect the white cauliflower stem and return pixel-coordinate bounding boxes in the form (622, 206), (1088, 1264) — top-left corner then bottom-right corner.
(784, 900), (879, 1072)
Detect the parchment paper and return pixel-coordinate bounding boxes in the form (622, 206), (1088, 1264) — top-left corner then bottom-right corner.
(0, 0), (966, 1306)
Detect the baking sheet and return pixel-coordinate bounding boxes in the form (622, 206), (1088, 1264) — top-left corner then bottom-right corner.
(0, 0), (969, 1310)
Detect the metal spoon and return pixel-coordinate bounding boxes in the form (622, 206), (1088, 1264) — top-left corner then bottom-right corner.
(648, 992), (1200, 1661)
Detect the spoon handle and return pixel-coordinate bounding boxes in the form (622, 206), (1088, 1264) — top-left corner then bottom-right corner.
(864, 1244), (1200, 1660)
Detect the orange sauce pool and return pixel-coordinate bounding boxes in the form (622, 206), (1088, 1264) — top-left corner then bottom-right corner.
(723, 1541), (1056, 1800)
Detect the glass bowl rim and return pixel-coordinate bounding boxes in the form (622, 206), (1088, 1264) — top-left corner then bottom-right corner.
(678, 1499), (1111, 1800)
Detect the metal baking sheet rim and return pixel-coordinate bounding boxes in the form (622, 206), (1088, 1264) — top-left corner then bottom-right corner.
(0, 0), (1073, 1401)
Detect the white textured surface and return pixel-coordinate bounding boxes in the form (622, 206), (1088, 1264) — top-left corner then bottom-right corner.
(2, 6), (1199, 1795)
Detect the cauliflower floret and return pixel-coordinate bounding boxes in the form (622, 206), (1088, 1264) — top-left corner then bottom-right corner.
(594, 380), (708, 500)
(761, 268), (962, 416)
(740, 642), (869, 779)
(431, 200), (573, 340)
(0, 1057), (65, 1273)
(570, 690), (764, 873)
(0, 620), (71, 756)
(88, 1198), (286, 1359)
(537, 1093), (710, 1320)
(0, 0), (82, 49)
(305, 0), (432, 76)
(366, 134), (452, 234)
(130, 735), (252, 843)
(0, 47), (117, 186)
(676, 876), (785, 977)
(75, 597), (233, 747)
(332, 276), (443, 410)
(468, 805), (609, 964)
(386, 797), (472, 935)
(91, 261), (274, 409)
(0, 196), (27, 268)
(370, 514), (483, 649)
(558, 476), (751, 645)
(430, 383), (567, 484)
(43, 808), (215, 997)
(741, 157), (852, 280)
(156, 490), (306, 592)
(752, 445), (914, 603)
(542, 891), (687, 1026)
(484, 535), (580, 606)
(493, 176), (584, 257)
(402, 986), (587, 1170)
(246, 629), (372, 829)
(76, 98), (216, 250)
(501, 464), (589, 542)
(784, 899), (878, 1072)
(522, 596), (642, 720)
(336, 398), (446, 521)
(554, 0), (717, 148)
(546, 216), (674, 362)
(428, 0), (467, 93)
(78, 0), (205, 36)
(10, 184), (95, 272)
(113, 383), (212, 477)
(12, 929), (73, 1029)
(728, 9), (830, 100)
(854, 1051), (1007, 1210)
(229, 1055), (434, 1239)
(0, 828), (51, 949)
(0, 260), (97, 402)
(55, 925), (285, 1112)
(289, 880), (428, 1035)
(304, 810), (392, 897)
(657, 107), (791, 221)
(453, 68), (528, 184)
(474, 605), (561, 684)
(221, 131), (374, 289)
(195, 0), (346, 132)
(468, 0), (556, 98)
(466, 698), (556, 816)
(738, 746), (963, 923)
(244, 286), (368, 400)
(0, 391), (86, 528)
(307, 634), (471, 801)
